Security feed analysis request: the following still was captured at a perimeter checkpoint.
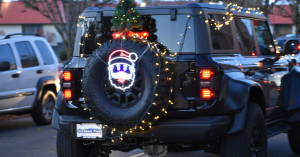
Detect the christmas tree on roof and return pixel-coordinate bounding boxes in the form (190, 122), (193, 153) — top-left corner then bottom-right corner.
(111, 0), (143, 32)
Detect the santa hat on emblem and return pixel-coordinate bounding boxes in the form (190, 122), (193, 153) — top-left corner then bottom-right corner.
(108, 50), (138, 66)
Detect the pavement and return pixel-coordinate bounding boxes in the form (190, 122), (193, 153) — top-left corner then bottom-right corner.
(0, 116), (298, 157)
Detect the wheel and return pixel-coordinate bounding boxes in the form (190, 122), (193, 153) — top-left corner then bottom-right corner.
(57, 131), (85, 157)
(82, 39), (171, 130)
(220, 102), (267, 157)
(288, 123), (300, 154)
(31, 90), (56, 125)
(57, 131), (110, 157)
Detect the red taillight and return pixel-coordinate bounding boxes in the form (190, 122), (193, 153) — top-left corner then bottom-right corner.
(63, 71), (71, 81)
(298, 45), (300, 50)
(201, 88), (215, 99)
(63, 89), (72, 99)
(200, 69), (214, 80)
(112, 32), (121, 38)
(135, 32), (149, 38)
(58, 67), (62, 78)
(112, 31), (149, 38)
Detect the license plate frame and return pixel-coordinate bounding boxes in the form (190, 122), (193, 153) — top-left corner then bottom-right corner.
(76, 123), (103, 139)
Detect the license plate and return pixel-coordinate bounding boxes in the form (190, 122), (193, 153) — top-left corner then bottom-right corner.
(76, 123), (103, 138)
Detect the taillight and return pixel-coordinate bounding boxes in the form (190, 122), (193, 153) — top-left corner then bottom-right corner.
(201, 88), (215, 99)
(200, 69), (214, 80)
(63, 71), (71, 81)
(135, 32), (149, 38)
(63, 89), (72, 99)
(298, 45), (300, 50)
(112, 32), (121, 38)
(58, 67), (62, 75)
(112, 31), (149, 38)
(199, 68), (217, 100)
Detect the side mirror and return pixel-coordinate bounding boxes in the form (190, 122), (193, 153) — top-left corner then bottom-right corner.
(283, 40), (300, 55)
(0, 61), (10, 71)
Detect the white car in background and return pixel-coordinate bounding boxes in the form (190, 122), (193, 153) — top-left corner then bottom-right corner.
(0, 33), (60, 125)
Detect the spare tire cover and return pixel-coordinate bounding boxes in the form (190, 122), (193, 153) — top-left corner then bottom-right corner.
(82, 39), (172, 130)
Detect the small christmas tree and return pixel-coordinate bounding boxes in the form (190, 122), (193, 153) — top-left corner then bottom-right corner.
(111, 0), (143, 32)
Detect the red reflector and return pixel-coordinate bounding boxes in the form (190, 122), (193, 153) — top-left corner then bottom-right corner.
(112, 31), (149, 38)
(63, 89), (72, 99)
(200, 69), (214, 80)
(201, 89), (214, 99)
(112, 32), (121, 38)
(63, 71), (71, 81)
(135, 32), (149, 38)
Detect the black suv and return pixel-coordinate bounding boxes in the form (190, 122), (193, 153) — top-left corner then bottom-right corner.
(52, 3), (300, 157)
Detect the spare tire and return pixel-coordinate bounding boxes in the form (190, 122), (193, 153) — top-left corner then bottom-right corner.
(82, 39), (172, 130)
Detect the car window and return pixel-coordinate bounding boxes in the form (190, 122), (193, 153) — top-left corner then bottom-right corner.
(15, 41), (39, 68)
(253, 20), (275, 55)
(34, 40), (54, 65)
(0, 44), (16, 71)
(276, 39), (286, 48)
(285, 40), (299, 54)
(235, 18), (255, 56)
(208, 14), (234, 50)
(80, 15), (195, 54)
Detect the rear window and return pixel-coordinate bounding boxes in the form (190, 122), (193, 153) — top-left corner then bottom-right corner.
(80, 15), (195, 54)
(15, 41), (39, 68)
(34, 40), (55, 65)
(209, 14), (234, 50)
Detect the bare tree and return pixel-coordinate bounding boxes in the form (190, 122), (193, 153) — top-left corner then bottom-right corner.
(220, 0), (277, 16)
(21, 0), (112, 59)
(286, 0), (300, 35)
(0, 0), (3, 18)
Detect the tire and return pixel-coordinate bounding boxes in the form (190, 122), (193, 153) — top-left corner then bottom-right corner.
(57, 131), (85, 157)
(288, 123), (300, 154)
(31, 90), (56, 125)
(220, 103), (267, 157)
(57, 131), (110, 157)
(82, 39), (171, 130)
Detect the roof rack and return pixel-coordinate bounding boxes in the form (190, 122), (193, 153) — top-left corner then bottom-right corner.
(4, 33), (40, 39)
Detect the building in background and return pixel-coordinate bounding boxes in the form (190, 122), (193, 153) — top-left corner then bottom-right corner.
(268, 5), (294, 38)
(0, 1), (64, 56)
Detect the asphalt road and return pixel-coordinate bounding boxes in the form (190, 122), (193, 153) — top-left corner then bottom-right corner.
(0, 116), (298, 157)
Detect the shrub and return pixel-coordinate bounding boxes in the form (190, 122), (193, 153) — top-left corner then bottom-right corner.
(59, 50), (67, 61)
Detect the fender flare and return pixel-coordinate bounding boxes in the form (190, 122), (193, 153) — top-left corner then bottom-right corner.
(32, 76), (57, 109)
(219, 72), (266, 134)
(219, 72), (263, 113)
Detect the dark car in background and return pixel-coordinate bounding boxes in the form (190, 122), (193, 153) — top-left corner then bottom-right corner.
(276, 35), (300, 64)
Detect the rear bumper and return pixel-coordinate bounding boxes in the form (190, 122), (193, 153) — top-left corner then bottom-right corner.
(125, 116), (231, 142)
(52, 109), (231, 142)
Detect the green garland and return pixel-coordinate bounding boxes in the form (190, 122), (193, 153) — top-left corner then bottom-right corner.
(111, 0), (143, 32)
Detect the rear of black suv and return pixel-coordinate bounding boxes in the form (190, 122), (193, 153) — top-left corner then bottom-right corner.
(53, 3), (300, 157)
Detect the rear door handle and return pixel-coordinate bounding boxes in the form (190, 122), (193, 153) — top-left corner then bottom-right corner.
(12, 73), (20, 78)
(37, 70), (43, 74)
